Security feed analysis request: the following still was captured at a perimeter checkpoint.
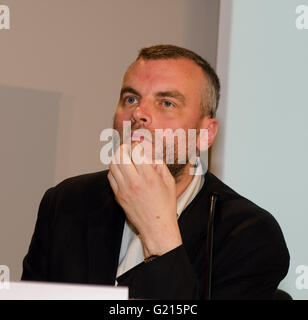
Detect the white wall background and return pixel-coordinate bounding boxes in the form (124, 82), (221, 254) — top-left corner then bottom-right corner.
(213, 0), (308, 300)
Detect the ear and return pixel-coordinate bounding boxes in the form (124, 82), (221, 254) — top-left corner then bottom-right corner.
(196, 117), (218, 152)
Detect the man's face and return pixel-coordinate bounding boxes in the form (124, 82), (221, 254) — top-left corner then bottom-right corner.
(113, 57), (207, 178)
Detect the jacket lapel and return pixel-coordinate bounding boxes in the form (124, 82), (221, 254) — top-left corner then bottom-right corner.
(178, 172), (211, 242)
(87, 174), (125, 285)
(177, 171), (222, 264)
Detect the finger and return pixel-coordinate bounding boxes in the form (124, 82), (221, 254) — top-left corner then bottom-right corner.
(131, 142), (146, 174)
(117, 143), (139, 180)
(109, 152), (125, 189)
(131, 141), (155, 176)
(107, 170), (119, 194)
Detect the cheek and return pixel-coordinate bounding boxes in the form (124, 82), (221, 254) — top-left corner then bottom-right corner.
(151, 117), (174, 129)
(159, 118), (198, 132)
(113, 111), (131, 130)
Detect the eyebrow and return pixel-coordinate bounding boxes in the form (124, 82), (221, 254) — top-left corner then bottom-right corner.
(155, 91), (186, 104)
(120, 87), (141, 99)
(120, 87), (186, 104)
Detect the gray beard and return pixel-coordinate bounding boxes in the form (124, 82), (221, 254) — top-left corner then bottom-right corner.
(167, 163), (187, 181)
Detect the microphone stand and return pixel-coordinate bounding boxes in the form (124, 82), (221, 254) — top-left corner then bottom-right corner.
(205, 192), (218, 300)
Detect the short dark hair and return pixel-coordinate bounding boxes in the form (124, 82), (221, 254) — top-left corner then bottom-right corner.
(137, 44), (220, 118)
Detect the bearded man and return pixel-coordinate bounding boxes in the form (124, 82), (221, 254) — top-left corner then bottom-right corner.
(22, 45), (289, 300)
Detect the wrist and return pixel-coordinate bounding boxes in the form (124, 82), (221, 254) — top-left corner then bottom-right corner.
(144, 255), (159, 263)
(141, 232), (182, 257)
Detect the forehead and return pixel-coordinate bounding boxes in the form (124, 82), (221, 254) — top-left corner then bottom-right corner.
(122, 58), (205, 93)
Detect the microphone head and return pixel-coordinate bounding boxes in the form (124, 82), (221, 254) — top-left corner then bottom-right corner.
(210, 192), (219, 200)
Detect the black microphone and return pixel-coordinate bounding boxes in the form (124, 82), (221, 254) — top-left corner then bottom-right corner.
(205, 192), (219, 300)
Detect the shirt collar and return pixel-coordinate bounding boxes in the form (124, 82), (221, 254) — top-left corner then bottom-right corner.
(176, 159), (206, 218)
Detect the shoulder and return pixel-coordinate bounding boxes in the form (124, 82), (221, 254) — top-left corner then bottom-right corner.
(43, 170), (112, 212)
(205, 172), (290, 280)
(53, 170), (109, 193)
(205, 171), (289, 251)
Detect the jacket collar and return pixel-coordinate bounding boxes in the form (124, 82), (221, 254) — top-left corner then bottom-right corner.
(87, 171), (125, 284)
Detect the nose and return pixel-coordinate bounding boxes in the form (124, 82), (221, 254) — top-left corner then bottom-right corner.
(132, 104), (152, 126)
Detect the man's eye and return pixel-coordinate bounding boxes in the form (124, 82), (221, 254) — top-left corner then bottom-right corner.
(162, 100), (174, 108)
(125, 96), (138, 104)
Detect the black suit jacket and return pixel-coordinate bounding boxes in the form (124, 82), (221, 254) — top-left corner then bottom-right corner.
(21, 170), (290, 299)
